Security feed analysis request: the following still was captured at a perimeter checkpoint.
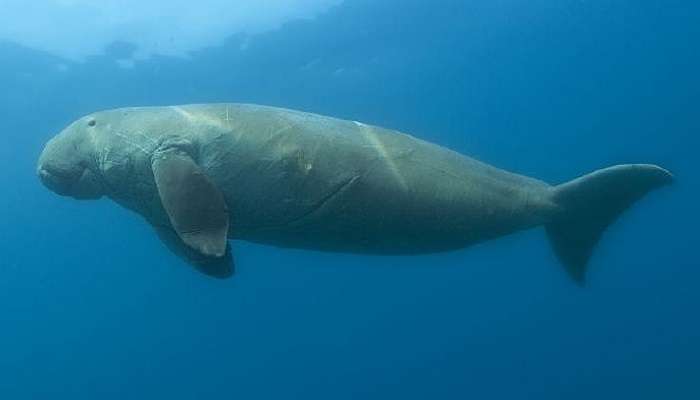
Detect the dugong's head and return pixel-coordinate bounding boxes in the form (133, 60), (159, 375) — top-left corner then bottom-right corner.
(37, 115), (104, 199)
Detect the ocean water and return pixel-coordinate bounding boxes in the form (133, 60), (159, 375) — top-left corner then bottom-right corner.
(1, 1), (698, 399)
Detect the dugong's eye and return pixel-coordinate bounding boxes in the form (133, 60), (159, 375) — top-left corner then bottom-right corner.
(87, 119), (97, 127)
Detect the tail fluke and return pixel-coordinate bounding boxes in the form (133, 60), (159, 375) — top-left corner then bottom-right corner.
(546, 164), (673, 284)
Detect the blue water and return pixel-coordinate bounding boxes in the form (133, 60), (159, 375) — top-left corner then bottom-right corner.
(1, 1), (698, 398)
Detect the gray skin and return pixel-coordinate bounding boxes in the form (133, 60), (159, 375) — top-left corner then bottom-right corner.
(37, 103), (673, 281)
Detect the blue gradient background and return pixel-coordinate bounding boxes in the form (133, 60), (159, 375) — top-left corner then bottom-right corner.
(0, 1), (697, 398)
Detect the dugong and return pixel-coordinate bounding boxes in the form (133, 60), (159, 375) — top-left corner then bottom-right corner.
(37, 104), (672, 282)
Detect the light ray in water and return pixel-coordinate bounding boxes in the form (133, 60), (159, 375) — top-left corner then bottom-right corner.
(354, 121), (408, 191)
(172, 106), (229, 130)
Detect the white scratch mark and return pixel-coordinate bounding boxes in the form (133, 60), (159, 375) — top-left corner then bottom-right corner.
(133, 131), (159, 147)
(113, 131), (151, 155)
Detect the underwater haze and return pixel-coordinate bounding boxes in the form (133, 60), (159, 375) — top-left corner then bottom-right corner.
(1, 0), (698, 399)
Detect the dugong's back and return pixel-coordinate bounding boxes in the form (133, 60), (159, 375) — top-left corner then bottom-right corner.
(188, 104), (554, 254)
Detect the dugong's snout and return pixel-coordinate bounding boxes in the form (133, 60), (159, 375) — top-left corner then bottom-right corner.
(37, 162), (103, 199)
(37, 128), (104, 200)
(37, 163), (76, 196)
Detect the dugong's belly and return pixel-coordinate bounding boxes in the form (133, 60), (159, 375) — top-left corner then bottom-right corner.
(200, 105), (554, 254)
